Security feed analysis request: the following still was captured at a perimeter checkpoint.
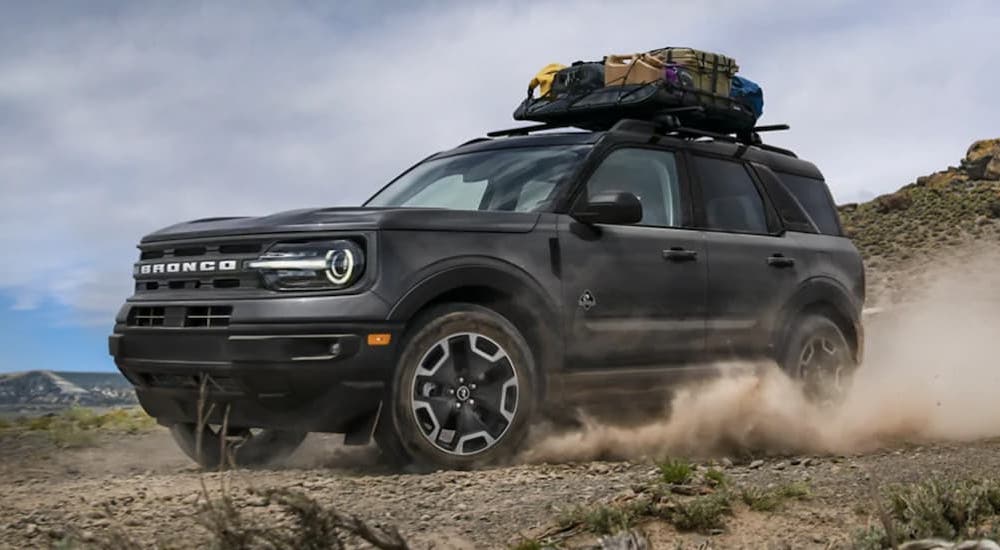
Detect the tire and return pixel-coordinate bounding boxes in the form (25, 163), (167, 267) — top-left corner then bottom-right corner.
(375, 303), (537, 470)
(779, 313), (857, 405)
(169, 423), (306, 469)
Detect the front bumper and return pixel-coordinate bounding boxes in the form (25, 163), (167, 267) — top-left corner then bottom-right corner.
(110, 320), (402, 433)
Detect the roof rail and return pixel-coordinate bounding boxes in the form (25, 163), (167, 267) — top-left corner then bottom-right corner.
(486, 122), (576, 137)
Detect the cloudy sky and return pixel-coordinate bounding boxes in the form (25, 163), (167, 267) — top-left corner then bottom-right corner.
(1, 0), (998, 372)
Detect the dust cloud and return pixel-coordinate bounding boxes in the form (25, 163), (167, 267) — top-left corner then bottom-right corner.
(523, 247), (1000, 463)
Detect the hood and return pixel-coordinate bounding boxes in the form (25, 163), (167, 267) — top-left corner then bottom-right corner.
(141, 207), (542, 243)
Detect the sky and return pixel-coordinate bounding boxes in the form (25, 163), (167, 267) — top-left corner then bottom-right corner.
(1, 0), (999, 372)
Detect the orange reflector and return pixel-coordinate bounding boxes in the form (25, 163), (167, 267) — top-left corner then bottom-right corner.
(367, 333), (392, 346)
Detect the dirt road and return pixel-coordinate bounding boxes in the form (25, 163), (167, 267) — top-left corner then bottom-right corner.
(2, 428), (1000, 549)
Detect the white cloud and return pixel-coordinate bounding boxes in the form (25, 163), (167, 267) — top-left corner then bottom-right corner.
(1, 0), (998, 324)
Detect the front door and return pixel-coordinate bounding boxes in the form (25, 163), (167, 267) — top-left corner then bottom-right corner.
(559, 146), (708, 369)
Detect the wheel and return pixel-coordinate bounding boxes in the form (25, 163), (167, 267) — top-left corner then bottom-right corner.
(779, 313), (856, 405)
(376, 303), (537, 470)
(169, 423), (306, 469)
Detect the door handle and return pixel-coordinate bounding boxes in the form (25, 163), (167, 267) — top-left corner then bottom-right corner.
(767, 254), (795, 268)
(663, 247), (698, 262)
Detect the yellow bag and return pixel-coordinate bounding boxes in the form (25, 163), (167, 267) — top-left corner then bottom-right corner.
(528, 63), (567, 98)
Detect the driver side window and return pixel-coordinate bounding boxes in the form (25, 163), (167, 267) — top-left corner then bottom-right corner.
(584, 148), (682, 227)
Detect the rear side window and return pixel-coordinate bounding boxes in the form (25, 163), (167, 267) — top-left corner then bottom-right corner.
(751, 166), (817, 234)
(776, 173), (843, 236)
(692, 156), (769, 234)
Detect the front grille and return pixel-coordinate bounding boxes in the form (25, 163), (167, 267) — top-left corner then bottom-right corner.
(128, 306), (165, 327)
(126, 305), (232, 328)
(184, 306), (233, 328)
(134, 240), (266, 293)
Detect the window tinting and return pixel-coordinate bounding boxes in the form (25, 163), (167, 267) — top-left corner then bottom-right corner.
(693, 156), (769, 233)
(365, 146), (589, 212)
(753, 166), (817, 234)
(584, 148), (682, 227)
(776, 173), (843, 236)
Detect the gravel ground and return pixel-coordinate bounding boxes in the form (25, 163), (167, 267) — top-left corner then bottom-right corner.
(3, 428), (1000, 549)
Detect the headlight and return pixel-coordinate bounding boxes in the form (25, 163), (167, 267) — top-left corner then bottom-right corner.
(247, 239), (365, 291)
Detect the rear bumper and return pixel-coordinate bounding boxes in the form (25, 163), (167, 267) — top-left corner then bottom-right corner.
(110, 321), (402, 433)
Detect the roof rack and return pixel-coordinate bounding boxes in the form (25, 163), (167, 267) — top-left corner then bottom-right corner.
(484, 117), (793, 155)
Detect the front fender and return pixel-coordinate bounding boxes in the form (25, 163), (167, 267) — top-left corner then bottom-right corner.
(386, 256), (561, 327)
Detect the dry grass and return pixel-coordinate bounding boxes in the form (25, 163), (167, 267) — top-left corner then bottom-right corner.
(1, 406), (156, 448)
(739, 482), (812, 512)
(853, 479), (1000, 549)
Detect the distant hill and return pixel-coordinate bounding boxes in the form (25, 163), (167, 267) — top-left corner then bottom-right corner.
(0, 370), (136, 411)
(838, 138), (1000, 304)
(839, 138), (1000, 264)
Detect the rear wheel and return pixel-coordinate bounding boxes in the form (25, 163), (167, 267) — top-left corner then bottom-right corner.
(376, 303), (537, 470)
(169, 423), (306, 469)
(779, 314), (856, 405)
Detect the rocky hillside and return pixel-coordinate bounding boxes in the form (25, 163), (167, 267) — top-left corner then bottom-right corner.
(0, 371), (136, 411)
(839, 138), (1000, 264)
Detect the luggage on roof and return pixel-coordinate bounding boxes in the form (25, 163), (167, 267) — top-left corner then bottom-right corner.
(517, 47), (762, 135)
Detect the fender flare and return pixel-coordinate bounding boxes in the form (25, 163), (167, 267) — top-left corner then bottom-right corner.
(772, 276), (863, 362)
(387, 256), (560, 332)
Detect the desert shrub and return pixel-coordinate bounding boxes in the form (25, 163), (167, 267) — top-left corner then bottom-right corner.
(705, 468), (728, 487)
(658, 458), (693, 485)
(739, 482), (811, 512)
(558, 498), (653, 536)
(984, 199), (1000, 219)
(669, 492), (733, 533)
(853, 478), (1000, 549)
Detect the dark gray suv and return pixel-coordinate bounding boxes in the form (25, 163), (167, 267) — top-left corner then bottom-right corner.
(109, 119), (864, 469)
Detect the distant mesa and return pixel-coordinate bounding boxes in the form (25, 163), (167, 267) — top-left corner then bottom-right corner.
(0, 370), (136, 410)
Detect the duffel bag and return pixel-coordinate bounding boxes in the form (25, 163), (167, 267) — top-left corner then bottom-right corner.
(649, 47), (739, 97)
(528, 63), (567, 98)
(550, 61), (605, 97)
(730, 75), (764, 119)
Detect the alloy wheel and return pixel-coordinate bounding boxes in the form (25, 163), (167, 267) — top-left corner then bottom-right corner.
(409, 332), (519, 456)
(798, 335), (848, 404)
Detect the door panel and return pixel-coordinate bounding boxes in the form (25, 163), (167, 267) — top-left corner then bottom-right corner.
(703, 232), (804, 356)
(560, 220), (707, 368)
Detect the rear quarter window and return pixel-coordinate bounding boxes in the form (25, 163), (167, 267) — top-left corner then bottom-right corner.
(775, 172), (843, 236)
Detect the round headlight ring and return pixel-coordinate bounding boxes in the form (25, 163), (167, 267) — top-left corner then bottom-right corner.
(325, 248), (355, 285)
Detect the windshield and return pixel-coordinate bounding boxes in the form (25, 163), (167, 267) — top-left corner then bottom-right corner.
(365, 145), (591, 212)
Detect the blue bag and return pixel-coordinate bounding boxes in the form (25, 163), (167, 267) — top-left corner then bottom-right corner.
(730, 76), (764, 119)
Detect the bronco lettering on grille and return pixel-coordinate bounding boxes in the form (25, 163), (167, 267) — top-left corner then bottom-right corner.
(136, 260), (238, 275)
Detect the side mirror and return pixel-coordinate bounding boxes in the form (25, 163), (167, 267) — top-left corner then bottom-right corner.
(572, 191), (643, 225)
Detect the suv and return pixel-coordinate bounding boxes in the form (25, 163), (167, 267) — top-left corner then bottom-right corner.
(109, 119), (864, 469)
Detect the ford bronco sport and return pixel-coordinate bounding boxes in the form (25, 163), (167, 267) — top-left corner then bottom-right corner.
(109, 118), (864, 469)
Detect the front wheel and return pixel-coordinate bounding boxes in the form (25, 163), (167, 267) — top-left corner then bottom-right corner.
(170, 423), (306, 469)
(779, 314), (856, 405)
(376, 303), (537, 470)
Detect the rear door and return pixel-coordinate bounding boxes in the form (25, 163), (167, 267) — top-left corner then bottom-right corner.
(689, 154), (807, 358)
(559, 146), (707, 369)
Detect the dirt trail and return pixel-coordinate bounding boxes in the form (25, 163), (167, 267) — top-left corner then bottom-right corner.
(4, 250), (1000, 548)
(3, 430), (1000, 549)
